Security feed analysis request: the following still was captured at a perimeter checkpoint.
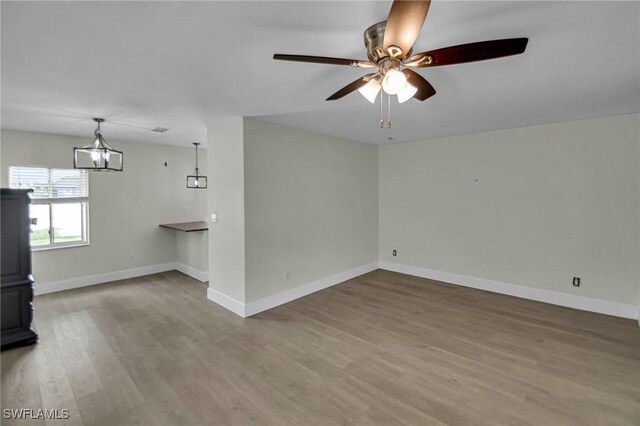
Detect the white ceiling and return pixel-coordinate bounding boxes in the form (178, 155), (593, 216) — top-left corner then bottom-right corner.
(2, 1), (639, 147)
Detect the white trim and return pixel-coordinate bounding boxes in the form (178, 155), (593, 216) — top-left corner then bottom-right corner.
(35, 263), (177, 295)
(379, 261), (639, 320)
(175, 262), (208, 282)
(32, 241), (90, 252)
(206, 262), (379, 318)
(244, 262), (379, 317)
(206, 287), (246, 317)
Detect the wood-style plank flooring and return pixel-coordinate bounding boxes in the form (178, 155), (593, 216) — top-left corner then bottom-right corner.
(2, 269), (639, 425)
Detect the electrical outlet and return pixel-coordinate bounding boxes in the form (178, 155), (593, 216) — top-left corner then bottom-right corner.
(284, 271), (291, 282)
(572, 277), (580, 287)
(392, 249), (397, 257)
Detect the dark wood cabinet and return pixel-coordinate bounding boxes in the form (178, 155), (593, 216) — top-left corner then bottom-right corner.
(1, 188), (38, 350)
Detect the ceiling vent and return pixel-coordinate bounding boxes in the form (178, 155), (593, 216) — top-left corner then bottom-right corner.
(152, 127), (170, 133)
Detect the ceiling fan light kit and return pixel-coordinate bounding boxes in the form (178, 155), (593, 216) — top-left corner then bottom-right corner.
(73, 118), (124, 171)
(357, 78), (382, 103)
(397, 82), (418, 104)
(381, 65), (407, 95)
(274, 0), (528, 129)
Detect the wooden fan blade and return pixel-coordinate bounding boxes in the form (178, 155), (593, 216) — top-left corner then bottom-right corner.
(402, 69), (436, 101)
(326, 74), (377, 101)
(383, 0), (431, 59)
(405, 38), (528, 67)
(273, 54), (376, 68)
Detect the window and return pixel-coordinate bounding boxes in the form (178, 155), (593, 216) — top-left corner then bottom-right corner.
(10, 166), (89, 250)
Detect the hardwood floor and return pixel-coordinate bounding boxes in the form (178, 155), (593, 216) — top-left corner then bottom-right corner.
(2, 269), (639, 425)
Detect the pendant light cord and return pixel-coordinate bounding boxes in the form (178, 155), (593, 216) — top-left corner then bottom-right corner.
(194, 143), (199, 176)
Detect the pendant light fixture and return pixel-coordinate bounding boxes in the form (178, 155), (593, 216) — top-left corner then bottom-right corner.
(187, 142), (207, 189)
(74, 118), (123, 171)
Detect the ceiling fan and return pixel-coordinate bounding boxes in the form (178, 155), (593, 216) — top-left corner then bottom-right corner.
(273, 0), (528, 127)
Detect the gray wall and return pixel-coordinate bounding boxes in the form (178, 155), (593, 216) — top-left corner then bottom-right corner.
(243, 118), (378, 303)
(1, 129), (208, 284)
(5, 112), (637, 313)
(379, 114), (640, 305)
(206, 116), (246, 302)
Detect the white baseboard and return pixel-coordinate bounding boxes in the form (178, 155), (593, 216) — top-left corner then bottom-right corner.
(244, 261), (379, 317)
(206, 261), (379, 318)
(379, 261), (639, 320)
(175, 262), (208, 282)
(35, 262), (177, 296)
(206, 287), (246, 317)
(36, 257), (639, 323)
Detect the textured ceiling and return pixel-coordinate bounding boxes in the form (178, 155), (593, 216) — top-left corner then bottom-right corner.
(2, 1), (639, 146)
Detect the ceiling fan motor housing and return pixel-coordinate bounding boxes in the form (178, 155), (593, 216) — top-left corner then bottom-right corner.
(364, 21), (411, 63)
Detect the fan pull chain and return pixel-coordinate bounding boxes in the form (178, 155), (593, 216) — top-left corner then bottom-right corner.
(387, 93), (392, 129)
(379, 91), (384, 128)
(378, 92), (393, 129)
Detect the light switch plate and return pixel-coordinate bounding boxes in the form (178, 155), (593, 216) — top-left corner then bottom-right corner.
(210, 213), (218, 223)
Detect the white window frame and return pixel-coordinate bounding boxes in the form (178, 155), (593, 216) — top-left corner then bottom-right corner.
(9, 166), (90, 251)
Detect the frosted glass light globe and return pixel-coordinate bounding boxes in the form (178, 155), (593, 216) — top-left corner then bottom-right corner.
(397, 82), (418, 103)
(358, 79), (382, 103)
(382, 69), (407, 95)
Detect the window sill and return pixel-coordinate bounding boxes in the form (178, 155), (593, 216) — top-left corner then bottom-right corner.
(32, 242), (90, 252)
